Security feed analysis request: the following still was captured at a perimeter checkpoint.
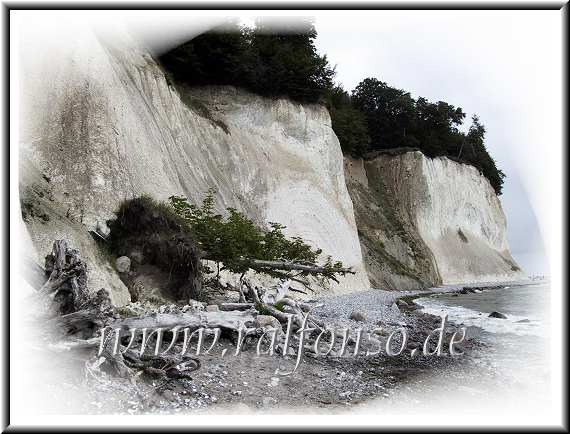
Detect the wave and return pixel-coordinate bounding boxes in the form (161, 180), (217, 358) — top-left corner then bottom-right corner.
(414, 296), (546, 338)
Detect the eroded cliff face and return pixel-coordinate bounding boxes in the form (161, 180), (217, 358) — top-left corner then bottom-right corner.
(19, 28), (370, 304)
(345, 156), (441, 290)
(20, 26), (523, 304)
(346, 151), (525, 287)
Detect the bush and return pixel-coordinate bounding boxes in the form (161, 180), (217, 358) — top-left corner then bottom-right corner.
(169, 191), (347, 282)
(325, 86), (370, 157)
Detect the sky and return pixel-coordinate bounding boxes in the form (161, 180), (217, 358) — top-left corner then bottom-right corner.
(311, 10), (560, 275)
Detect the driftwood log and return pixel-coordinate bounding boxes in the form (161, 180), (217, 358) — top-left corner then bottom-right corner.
(237, 258), (354, 276)
(110, 310), (255, 331)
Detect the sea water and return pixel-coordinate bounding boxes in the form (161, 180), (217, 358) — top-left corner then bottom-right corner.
(414, 283), (552, 411)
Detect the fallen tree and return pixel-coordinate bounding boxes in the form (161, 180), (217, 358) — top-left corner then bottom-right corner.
(168, 192), (353, 290)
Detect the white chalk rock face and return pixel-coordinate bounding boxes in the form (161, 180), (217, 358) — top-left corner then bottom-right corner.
(370, 152), (525, 284)
(19, 26), (370, 302)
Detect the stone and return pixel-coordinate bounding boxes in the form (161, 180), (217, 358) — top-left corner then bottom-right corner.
(407, 341), (421, 350)
(350, 310), (367, 322)
(515, 318), (531, 323)
(488, 311), (508, 319)
(96, 220), (111, 238)
(255, 315), (282, 329)
(396, 299), (409, 308)
(205, 305), (219, 312)
(183, 299), (205, 312)
(373, 328), (387, 336)
(115, 256), (131, 273)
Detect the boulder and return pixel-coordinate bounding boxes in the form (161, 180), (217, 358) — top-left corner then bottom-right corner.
(489, 311), (508, 319)
(115, 256), (131, 273)
(515, 318), (531, 323)
(255, 315), (282, 330)
(349, 310), (367, 322)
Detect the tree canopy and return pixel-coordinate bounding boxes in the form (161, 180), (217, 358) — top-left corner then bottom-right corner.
(160, 18), (334, 104)
(350, 78), (504, 193)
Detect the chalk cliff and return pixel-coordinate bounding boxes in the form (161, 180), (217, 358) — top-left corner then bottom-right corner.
(345, 151), (525, 288)
(19, 28), (370, 304)
(19, 27), (523, 305)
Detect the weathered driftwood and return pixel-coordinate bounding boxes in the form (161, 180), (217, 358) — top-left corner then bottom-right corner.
(262, 280), (291, 304)
(36, 241), (204, 382)
(96, 329), (201, 381)
(110, 310), (255, 332)
(241, 258), (354, 276)
(219, 302), (255, 311)
(39, 239), (90, 313)
(38, 239), (336, 384)
(244, 280), (324, 331)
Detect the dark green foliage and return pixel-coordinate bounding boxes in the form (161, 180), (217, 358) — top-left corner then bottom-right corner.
(250, 18), (335, 103)
(106, 196), (202, 300)
(457, 116), (505, 195)
(351, 78), (504, 194)
(159, 18), (334, 104)
(160, 20), (256, 89)
(352, 78), (420, 151)
(325, 86), (370, 157)
(169, 191), (347, 282)
(352, 78), (466, 154)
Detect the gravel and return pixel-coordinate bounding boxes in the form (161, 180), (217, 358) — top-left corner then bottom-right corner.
(44, 285), (506, 414)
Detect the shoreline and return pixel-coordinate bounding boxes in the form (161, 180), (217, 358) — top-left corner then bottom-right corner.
(32, 280), (540, 415)
(79, 284), (516, 414)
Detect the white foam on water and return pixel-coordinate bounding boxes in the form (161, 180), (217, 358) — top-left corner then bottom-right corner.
(414, 296), (546, 337)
